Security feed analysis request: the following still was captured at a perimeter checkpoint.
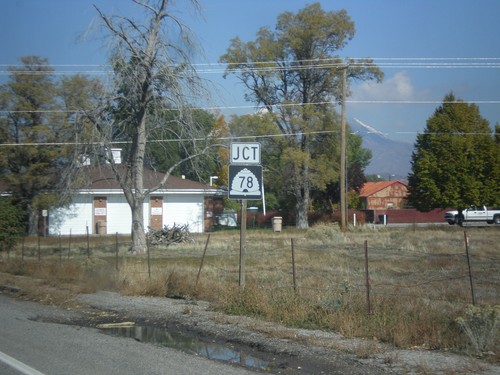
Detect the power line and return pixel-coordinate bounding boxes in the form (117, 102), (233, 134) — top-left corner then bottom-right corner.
(2, 57), (500, 76)
(2, 99), (500, 116)
(0, 129), (495, 148)
(2, 57), (500, 67)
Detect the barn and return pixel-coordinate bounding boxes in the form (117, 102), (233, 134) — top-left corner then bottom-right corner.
(359, 180), (409, 210)
(48, 164), (220, 236)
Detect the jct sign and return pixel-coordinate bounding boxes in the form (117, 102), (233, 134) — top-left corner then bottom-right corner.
(230, 142), (261, 165)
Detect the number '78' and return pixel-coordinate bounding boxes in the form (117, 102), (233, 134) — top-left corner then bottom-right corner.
(238, 176), (254, 189)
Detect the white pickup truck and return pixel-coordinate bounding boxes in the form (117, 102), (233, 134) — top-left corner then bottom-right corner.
(445, 205), (500, 225)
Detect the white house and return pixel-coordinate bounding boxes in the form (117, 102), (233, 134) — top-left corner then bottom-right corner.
(49, 164), (219, 236)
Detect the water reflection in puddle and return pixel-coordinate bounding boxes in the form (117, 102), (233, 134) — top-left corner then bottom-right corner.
(99, 323), (270, 371)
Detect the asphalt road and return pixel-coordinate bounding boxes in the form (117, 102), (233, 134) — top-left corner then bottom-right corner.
(0, 294), (256, 375)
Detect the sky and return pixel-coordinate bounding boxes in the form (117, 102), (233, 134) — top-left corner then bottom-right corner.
(1, 0), (500, 144)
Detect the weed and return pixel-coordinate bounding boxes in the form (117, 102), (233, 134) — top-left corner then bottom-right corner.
(456, 304), (499, 356)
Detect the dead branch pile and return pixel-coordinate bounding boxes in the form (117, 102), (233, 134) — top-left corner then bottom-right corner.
(147, 224), (193, 246)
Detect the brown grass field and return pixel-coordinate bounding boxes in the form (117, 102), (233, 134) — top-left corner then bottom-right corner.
(1, 224), (498, 359)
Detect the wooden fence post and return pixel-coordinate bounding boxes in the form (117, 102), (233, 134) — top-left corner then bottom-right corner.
(196, 234), (211, 287)
(147, 240), (151, 279)
(86, 226), (90, 259)
(291, 238), (297, 292)
(364, 240), (372, 315)
(464, 231), (476, 305)
(59, 233), (62, 265)
(115, 232), (119, 272)
(67, 229), (72, 259)
(38, 235), (41, 261)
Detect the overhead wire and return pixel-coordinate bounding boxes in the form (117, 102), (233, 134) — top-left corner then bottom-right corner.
(2, 57), (500, 75)
(1, 57), (498, 146)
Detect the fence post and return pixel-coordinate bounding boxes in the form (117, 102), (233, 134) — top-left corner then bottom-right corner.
(147, 240), (151, 279)
(291, 238), (297, 292)
(67, 229), (72, 259)
(464, 231), (476, 306)
(115, 232), (119, 272)
(21, 237), (25, 261)
(38, 235), (41, 261)
(86, 226), (90, 259)
(59, 233), (62, 265)
(364, 240), (372, 315)
(196, 234), (211, 287)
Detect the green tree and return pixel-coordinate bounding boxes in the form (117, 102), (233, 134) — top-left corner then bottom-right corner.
(147, 108), (219, 182)
(0, 57), (104, 235)
(220, 3), (382, 228)
(0, 56), (64, 234)
(312, 129), (371, 211)
(408, 93), (499, 210)
(227, 109), (370, 215)
(0, 197), (25, 252)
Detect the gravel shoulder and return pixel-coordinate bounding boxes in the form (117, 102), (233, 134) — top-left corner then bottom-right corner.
(1, 273), (498, 374)
(77, 291), (498, 375)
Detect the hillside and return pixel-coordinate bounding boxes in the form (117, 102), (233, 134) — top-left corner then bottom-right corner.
(351, 119), (413, 181)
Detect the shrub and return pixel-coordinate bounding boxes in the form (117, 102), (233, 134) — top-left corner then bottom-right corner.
(456, 304), (499, 356)
(0, 198), (25, 252)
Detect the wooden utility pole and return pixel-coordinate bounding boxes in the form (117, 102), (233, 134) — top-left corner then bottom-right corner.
(340, 65), (348, 232)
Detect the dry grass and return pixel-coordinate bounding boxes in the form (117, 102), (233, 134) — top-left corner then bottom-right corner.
(1, 224), (499, 358)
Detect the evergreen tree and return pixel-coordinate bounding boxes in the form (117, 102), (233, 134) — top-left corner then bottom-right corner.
(0, 56), (63, 234)
(0, 197), (25, 252)
(408, 93), (499, 210)
(0, 57), (104, 235)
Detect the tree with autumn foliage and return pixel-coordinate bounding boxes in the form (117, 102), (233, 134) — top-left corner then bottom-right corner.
(220, 3), (382, 228)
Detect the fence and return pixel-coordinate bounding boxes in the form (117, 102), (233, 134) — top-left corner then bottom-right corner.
(2, 229), (499, 312)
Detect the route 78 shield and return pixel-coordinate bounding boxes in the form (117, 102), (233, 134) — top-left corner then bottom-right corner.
(228, 165), (263, 200)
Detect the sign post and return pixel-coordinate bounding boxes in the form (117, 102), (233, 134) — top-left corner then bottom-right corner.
(228, 142), (262, 290)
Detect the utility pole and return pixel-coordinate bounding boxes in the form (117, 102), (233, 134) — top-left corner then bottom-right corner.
(340, 65), (347, 232)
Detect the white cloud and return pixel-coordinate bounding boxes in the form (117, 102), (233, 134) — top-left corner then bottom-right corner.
(351, 71), (416, 101)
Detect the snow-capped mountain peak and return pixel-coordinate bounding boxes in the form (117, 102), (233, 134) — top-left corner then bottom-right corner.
(353, 118), (387, 138)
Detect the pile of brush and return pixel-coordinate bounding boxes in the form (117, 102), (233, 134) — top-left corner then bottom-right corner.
(147, 224), (193, 246)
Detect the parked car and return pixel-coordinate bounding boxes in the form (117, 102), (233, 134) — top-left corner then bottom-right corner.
(445, 205), (500, 225)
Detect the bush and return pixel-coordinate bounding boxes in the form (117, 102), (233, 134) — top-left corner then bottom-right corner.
(456, 304), (499, 356)
(0, 198), (25, 252)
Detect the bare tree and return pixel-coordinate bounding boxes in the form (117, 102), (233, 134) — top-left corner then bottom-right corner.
(91, 0), (210, 253)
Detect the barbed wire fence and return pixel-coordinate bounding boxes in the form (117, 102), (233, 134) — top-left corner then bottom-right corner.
(4, 229), (498, 313)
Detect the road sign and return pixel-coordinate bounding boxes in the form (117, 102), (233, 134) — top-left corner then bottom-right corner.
(230, 142), (261, 165)
(228, 165), (263, 200)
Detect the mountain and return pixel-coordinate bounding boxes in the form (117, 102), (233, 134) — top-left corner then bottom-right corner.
(351, 118), (413, 181)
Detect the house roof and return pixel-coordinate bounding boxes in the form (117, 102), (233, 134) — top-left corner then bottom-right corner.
(77, 165), (212, 191)
(359, 180), (408, 197)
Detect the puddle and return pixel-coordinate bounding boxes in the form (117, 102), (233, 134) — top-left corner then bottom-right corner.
(98, 323), (271, 371)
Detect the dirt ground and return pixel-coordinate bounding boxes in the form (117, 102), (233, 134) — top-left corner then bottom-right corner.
(0, 273), (498, 374)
